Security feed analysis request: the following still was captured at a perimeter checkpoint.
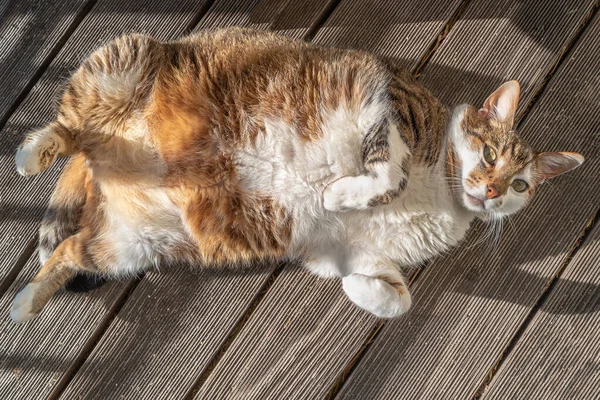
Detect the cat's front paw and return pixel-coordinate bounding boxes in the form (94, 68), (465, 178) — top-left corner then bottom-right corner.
(15, 132), (61, 176)
(10, 283), (42, 323)
(343, 274), (412, 318)
(323, 176), (371, 212)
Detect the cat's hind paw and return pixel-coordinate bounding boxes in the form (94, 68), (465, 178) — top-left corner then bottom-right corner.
(10, 283), (42, 323)
(16, 130), (62, 176)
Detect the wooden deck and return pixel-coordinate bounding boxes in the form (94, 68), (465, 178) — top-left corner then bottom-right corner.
(1, 0), (599, 398)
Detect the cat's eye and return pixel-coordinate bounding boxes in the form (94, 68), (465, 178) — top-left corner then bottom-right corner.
(512, 179), (528, 192)
(483, 146), (496, 165)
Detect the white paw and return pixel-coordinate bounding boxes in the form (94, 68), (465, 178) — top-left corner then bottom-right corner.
(15, 133), (60, 176)
(343, 274), (411, 318)
(10, 283), (41, 323)
(323, 176), (372, 212)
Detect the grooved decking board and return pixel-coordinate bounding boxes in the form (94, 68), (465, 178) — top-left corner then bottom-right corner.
(338, 2), (600, 399)
(484, 226), (600, 400)
(56, 2), (331, 399)
(195, 0), (329, 39)
(311, 0), (463, 69)
(193, 1), (464, 398)
(0, 251), (125, 399)
(58, 267), (272, 400)
(0, 0), (209, 282)
(481, 14), (600, 400)
(194, 267), (380, 399)
(0, 0), (91, 122)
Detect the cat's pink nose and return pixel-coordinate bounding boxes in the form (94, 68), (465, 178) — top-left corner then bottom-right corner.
(486, 184), (500, 199)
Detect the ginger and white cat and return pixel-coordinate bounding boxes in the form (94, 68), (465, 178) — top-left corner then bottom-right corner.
(11, 28), (583, 322)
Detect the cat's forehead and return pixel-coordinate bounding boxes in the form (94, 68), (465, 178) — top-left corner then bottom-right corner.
(461, 106), (533, 167)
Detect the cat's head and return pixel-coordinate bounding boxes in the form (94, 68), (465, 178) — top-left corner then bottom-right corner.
(449, 81), (584, 218)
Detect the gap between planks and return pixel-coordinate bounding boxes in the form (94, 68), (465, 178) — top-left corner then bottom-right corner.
(326, 0), (600, 398)
(0, 0), (99, 132)
(0, 0), (99, 296)
(472, 206), (600, 399)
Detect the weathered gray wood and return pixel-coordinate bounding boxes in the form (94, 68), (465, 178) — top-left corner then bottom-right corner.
(0, 251), (125, 399)
(0, 0), (91, 289)
(0, 0), (91, 121)
(59, 267), (273, 400)
(56, 2), (333, 399)
(195, 0), (330, 39)
(193, 1), (464, 398)
(484, 225), (600, 400)
(338, 1), (600, 399)
(0, 0), (212, 398)
(311, 0), (463, 69)
(481, 14), (600, 400)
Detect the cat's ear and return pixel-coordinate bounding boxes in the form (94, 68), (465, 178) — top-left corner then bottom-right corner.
(536, 152), (584, 179)
(478, 80), (520, 126)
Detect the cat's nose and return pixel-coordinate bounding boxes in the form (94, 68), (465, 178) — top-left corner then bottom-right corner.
(486, 184), (500, 199)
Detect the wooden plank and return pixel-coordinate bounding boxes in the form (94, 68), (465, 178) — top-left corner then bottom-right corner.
(0, 0), (93, 289)
(337, 2), (600, 399)
(480, 14), (600, 400)
(56, 2), (333, 399)
(311, 0), (463, 69)
(0, 251), (126, 399)
(192, 1), (465, 398)
(484, 224), (600, 399)
(0, 0), (92, 121)
(0, 0), (213, 398)
(195, 0), (330, 39)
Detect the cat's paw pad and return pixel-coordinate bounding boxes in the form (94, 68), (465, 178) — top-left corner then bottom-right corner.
(10, 283), (41, 323)
(323, 176), (371, 212)
(16, 133), (60, 176)
(343, 274), (411, 318)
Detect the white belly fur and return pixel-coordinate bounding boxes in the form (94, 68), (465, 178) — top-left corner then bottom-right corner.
(235, 113), (474, 278)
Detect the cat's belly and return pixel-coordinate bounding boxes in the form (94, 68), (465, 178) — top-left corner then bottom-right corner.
(99, 184), (195, 274)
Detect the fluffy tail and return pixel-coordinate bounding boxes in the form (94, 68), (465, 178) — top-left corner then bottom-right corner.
(37, 154), (106, 292)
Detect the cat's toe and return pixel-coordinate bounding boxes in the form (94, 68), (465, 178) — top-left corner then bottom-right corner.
(10, 283), (41, 323)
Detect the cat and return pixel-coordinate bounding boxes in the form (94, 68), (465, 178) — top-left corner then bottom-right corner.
(10, 27), (583, 322)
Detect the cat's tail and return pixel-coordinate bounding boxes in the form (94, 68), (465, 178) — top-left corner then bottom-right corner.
(37, 153), (108, 292)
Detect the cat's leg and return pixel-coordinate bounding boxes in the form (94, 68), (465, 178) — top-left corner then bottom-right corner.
(10, 232), (95, 322)
(15, 122), (74, 176)
(323, 119), (411, 212)
(342, 261), (412, 318)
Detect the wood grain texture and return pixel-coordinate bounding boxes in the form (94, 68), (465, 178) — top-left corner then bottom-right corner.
(56, 2), (332, 399)
(0, 0), (92, 122)
(196, 0), (330, 39)
(59, 267), (273, 400)
(0, 251), (126, 399)
(481, 14), (600, 400)
(338, 1), (600, 399)
(311, 0), (463, 69)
